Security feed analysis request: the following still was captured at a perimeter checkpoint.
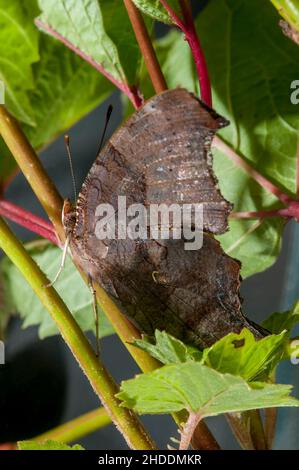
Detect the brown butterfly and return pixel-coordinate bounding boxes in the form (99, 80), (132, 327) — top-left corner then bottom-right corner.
(62, 88), (264, 348)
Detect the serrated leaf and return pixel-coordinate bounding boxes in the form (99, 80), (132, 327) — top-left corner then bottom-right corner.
(201, 328), (287, 381)
(37, 0), (140, 86)
(132, 0), (180, 24)
(0, 241), (114, 339)
(0, 0), (39, 126)
(262, 301), (299, 335)
(18, 440), (84, 450)
(135, 329), (287, 380)
(134, 330), (202, 365)
(117, 362), (299, 416)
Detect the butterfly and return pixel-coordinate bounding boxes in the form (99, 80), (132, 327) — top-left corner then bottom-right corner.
(62, 88), (264, 348)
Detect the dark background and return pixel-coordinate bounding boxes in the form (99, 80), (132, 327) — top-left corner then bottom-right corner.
(1, 0), (299, 450)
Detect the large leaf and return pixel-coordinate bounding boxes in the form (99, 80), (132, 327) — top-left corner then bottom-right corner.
(117, 362), (299, 415)
(135, 328), (287, 380)
(37, 0), (140, 86)
(0, 241), (114, 339)
(0, 0), (39, 126)
(18, 440), (84, 450)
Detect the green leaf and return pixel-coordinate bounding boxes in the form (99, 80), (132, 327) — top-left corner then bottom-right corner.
(117, 362), (299, 415)
(18, 440), (84, 450)
(132, 0), (181, 24)
(0, 241), (114, 339)
(135, 329), (287, 380)
(0, 0), (39, 126)
(37, 0), (140, 85)
(201, 328), (287, 381)
(24, 35), (113, 150)
(134, 330), (202, 365)
(262, 301), (299, 335)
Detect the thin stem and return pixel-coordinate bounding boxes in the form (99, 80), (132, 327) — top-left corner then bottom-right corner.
(0, 216), (156, 450)
(247, 409), (268, 450)
(159, 0), (212, 106)
(225, 413), (255, 450)
(179, 0), (212, 106)
(265, 407), (277, 449)
(35, 19), (142, 110)
(0, 200), (58, 245)
(179, 411), (202, 450)
(35, 407), (111, 444)
(230, 209), (288, 219)
(0, 105), (65, 241)
(212, 135), (292, 204)
(124, 0), (167, 94)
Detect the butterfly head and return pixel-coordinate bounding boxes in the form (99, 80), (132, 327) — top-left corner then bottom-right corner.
(62, 198), (76, 236)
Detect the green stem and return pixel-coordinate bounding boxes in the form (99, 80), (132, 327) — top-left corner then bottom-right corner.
(0, 217), (156, 450)
(35, 408), (111, 444)
(0, 106), (64, 242)
(270, 0), (299, 30)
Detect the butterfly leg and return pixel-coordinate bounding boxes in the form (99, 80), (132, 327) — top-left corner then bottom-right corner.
(44, 236), (70, 288)
(88, 275), (100, 357)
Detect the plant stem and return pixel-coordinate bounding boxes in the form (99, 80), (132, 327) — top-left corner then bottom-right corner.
(179, 411), (202, 450)
(0, 200), (58, 245)
(247, 409), (268, 450)
(225, 413), (255, 450)
(35, 408), (111, 444)
(179, 0), (212, 106)
(265, 407), (277, 449)
(35, 19), (142, 110)
(124, 0), (167, 93)
(159, 0), (212, 106)
(0, 216), (156, 450)
(0, 106), (65, 241)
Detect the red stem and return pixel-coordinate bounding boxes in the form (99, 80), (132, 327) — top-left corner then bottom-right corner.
(0, 200), (58, 245)
(35, 19), (143, 110)
(159, 0), (212, 107)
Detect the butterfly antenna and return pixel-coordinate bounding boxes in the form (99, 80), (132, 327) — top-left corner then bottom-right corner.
(96, 104), (113, 156)
(64, 134), (77, 202)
